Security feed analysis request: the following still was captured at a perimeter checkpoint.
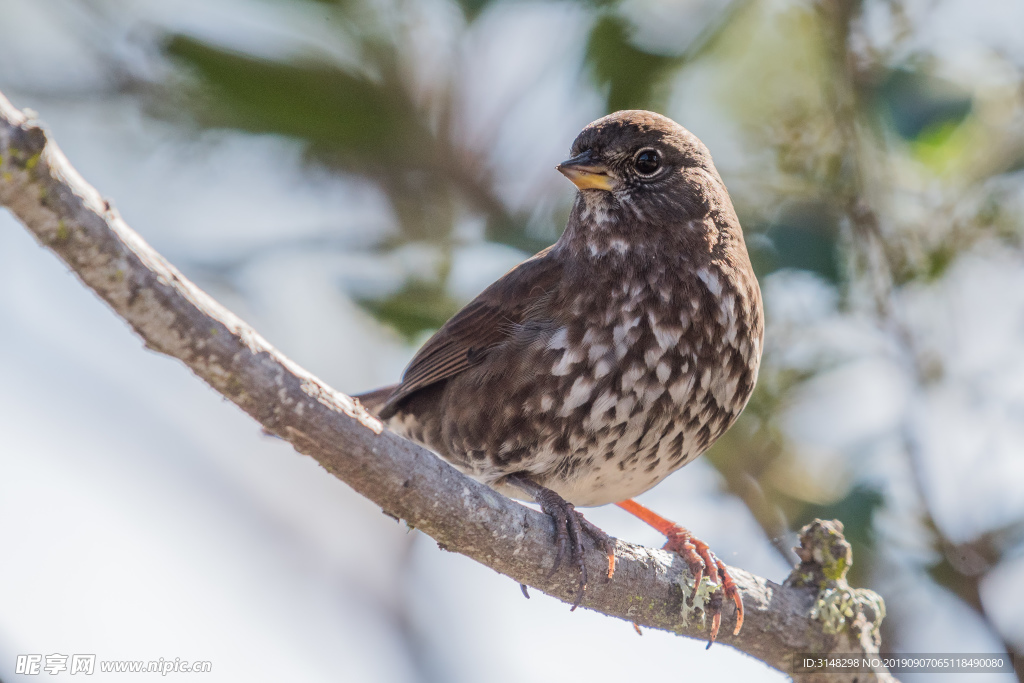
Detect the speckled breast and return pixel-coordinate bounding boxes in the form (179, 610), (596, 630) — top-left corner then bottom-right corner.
(429, 256), (762, 507)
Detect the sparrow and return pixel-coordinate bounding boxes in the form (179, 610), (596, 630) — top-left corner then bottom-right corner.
(357, 110), (763, 642)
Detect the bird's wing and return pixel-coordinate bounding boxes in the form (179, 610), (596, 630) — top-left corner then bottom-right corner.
(378, 246), (562, 419)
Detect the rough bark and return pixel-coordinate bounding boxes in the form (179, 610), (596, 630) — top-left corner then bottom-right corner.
(0, 89), (895, 682)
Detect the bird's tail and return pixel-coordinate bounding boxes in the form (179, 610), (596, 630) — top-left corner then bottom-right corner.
(353, 385), (398, 415)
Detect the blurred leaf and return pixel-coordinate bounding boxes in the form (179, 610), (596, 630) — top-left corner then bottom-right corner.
(909, 115), (983, 175)
(452, 0), (490, 21)
(485, 214), (556, 255)
(872, 68), (972, 141)
(793, 485), (883, 586)
(163, 33), (526, 246)
(796, 485), (883, 548)
(748, 202), (841, 283)
(585, 15), (676, 112)
(164, 35), (436, 168)
(920, 243), (956, 281)
(357, 280), (462, 340)
(765, 224), (839, 282)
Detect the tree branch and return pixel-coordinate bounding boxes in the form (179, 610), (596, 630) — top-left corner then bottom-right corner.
(0, 89), (894, 682)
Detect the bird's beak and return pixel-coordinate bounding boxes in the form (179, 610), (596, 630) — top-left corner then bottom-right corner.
(557, 150), (614, 191)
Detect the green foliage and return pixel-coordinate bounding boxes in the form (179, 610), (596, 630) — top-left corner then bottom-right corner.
(165, 36), (435, 168)
(357, 280), (462, 340)
(585, 14), (676, 112)
(870, 68), (972, 142)
(485, 213), (558, 255)
(748, 203), (842, 283)
(798, 485), (884, 587)
(163, 30), (514, 327)
(796, 486), (884, 550)
(453, 0), (488, 20)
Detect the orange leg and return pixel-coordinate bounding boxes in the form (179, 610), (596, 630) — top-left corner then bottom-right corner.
(616, 499), (744, 643)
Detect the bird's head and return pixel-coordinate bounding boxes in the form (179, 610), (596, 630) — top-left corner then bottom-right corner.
(558, 110), (722, 222)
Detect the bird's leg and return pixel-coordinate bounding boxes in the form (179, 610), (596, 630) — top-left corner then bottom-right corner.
(616, 498), (743, 643)
(506, 474), (617, 610)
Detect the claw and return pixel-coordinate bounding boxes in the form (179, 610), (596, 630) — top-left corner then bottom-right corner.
(616, 499), (744, 645)
(666, 529), (707, 601)
(508, 474), (617, 611)
(697, 544), (720, 585)
(544, 499), (570, 579)
(706, 586), (725, 644)
(665, 531), (736, 644)
(562, 502), (589, 610)
(579, 514), (617, 580)
(708, 612), (722, 647)
(689, 560), (704, 600)
(606, 549), (617, 579)
(717, 558), (744, 635)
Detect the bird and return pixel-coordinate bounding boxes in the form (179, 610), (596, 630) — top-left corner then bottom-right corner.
(356, 110), (763, 643)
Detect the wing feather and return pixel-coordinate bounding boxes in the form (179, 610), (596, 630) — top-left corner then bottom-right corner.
(378, 247), (561, 418)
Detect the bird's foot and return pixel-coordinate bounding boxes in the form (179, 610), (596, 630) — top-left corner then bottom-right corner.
(663, 525), (743, 644)
(615, 498), (743, 644)
(507, 474), (616, 610)
(533, 485), (617, 610)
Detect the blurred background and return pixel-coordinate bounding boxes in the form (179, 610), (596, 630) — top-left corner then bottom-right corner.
(2, 0), (1023, 680)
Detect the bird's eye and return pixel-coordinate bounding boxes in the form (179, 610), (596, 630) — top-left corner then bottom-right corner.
(632, 148), (661, 176)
